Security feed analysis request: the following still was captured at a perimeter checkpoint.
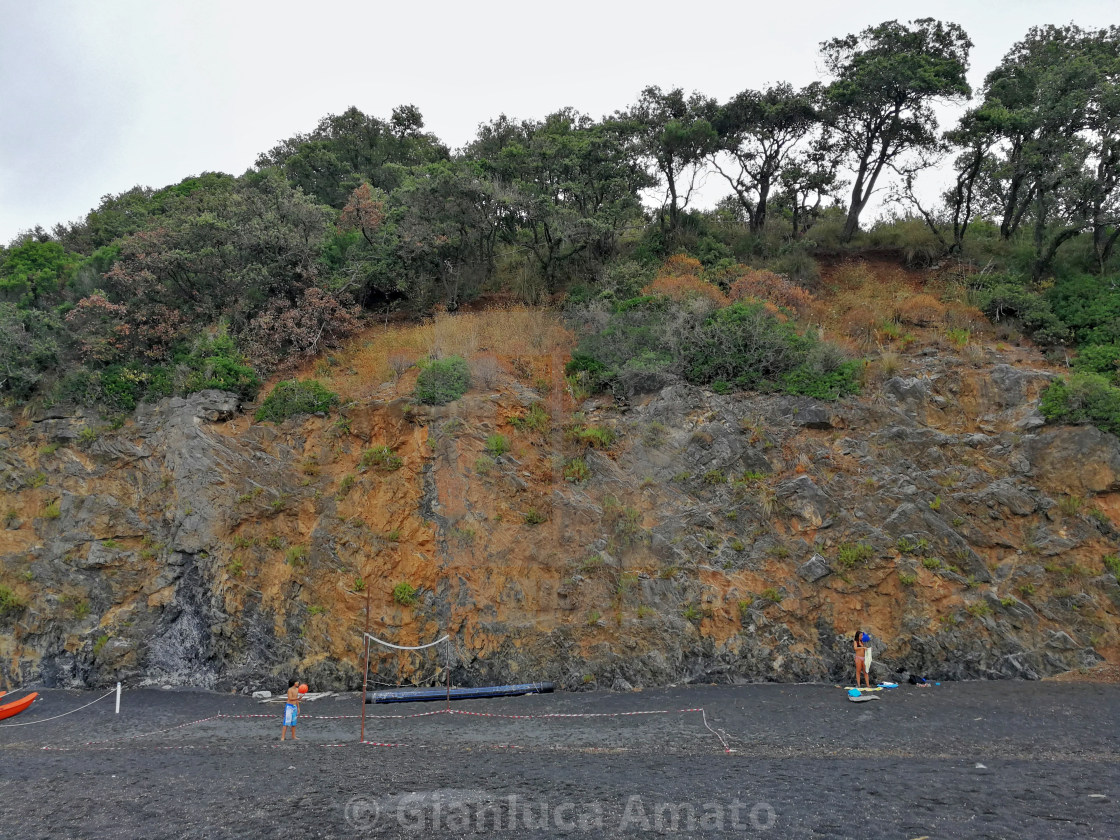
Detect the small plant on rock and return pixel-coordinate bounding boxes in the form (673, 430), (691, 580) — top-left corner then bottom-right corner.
(485, 434), (510, 457)
(703, 470), (726, 486)
(361, 445), (403, 471)
(523, 507), (547, 525)
(393, 582), (418, 606)
(579, 425), (615, 450)
(0, 585), (27, 617)
(563, 457), (591, 483)
(837, 543), (874, 569)
(1104, 555), (1120, 579)
(1059, 495), (1084, 516)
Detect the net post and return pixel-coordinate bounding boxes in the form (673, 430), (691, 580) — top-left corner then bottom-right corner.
(360, 581), (370, 742)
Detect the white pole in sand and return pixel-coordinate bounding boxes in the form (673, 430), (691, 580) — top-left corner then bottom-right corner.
(115, 682), (121, 714)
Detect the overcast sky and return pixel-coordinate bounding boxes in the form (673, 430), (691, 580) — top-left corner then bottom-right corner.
(1, 0), (1115, 245)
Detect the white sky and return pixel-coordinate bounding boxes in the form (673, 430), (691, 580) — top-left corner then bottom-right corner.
(1, 0), (1116, 245)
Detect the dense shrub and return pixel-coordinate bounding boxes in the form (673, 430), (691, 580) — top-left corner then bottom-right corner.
(727, 268), (815, 313)
(569, 296), (860, 400)
(1073, 344), (1120, 380)
(179, 327), (260, 398)
(1040, 373), (1120, 437)
(100, 363), (172, 411)
(0, 303), (60, 400)
(254, 379), (338, 422)
(973, 277), (1070, 344)
(1046, 274), (1120, 347)
(414, 355), (471, 405)
(642, 255), (729, 307)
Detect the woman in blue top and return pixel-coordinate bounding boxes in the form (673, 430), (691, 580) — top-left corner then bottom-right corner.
(853, 632), (870, 688)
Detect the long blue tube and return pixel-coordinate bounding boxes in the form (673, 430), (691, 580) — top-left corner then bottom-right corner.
(366, 682), (555, 704)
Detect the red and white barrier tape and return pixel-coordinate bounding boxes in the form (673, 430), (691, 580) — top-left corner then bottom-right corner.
(37, 705), (732, 754)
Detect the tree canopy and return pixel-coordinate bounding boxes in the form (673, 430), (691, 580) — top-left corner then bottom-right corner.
(2, 19), (1118, 411)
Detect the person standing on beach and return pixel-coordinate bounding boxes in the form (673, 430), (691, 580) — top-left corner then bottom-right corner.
(853, 632), (870, 688)
(280, 678), (300, 741)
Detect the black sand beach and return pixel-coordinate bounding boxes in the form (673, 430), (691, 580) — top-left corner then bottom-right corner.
(1, 682), (1117, 838)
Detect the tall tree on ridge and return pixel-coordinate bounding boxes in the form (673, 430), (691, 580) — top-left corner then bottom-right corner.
(712, 83), (821, 234)
(620, 87), (718, 233)
(821, 18), (972, 242)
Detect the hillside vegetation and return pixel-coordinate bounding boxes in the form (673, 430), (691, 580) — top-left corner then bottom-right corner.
(1, 18), (1119, 689)
(0, 20), (1118, 433)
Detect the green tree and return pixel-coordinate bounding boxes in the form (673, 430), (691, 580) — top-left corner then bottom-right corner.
(620, 87), (719, 232)
(381, 161), (505, 309)
(0, 239), (79, 306)
(478, 110), (651, 289)
(712, 84), (821, 234)
(0, 303), (60, 399)
(820, 18), (972, 242)
(960, 25), (1120, 276)
(255, 106), (449, 207)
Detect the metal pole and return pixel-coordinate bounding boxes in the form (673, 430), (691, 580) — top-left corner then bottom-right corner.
(360, 581), (371, 742)
(445, 640), (451, 708)
(115, 682), (121, 714)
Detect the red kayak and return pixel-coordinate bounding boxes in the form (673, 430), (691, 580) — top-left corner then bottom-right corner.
(0, 692), (38, 721)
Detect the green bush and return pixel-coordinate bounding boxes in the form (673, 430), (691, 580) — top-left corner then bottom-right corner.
(563, 457), (591, 483)
(361, 445), (403, 471)
(1047, 274), (1120, 347)
(177, 326), (260, 399)
(579, 425), (615, 449)
(1104, 555), (1120, 579)
(485, 434), (510, 457)
(414, 356), (470, 405)
(1073, 344), (1120, 379)
(255, 379), (338, 422)
(570, 297), (859, 400)
(837, 542), (874, 569)
(973, 277), (1070, 344)
(0, 584), (26, 617)
(1040, 373), (1120, 437)
(509, 402), (550, 433)
(393, 582), (418, 606)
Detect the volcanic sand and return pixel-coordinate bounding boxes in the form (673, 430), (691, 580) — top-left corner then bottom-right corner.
(1, 682), (1118, 838)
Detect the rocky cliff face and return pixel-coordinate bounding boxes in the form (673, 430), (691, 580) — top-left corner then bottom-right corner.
(2, 337), (1119, 692)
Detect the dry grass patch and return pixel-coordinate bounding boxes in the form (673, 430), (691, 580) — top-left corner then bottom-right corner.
(812, 261), (914, 341)
(894, 294), (947, 327)
(292, 307), (573, 397)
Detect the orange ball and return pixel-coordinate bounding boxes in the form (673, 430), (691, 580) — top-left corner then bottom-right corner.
(298, 684), (308, 694)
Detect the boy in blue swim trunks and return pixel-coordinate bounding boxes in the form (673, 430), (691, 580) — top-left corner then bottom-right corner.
(280, 678), (300, 741)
